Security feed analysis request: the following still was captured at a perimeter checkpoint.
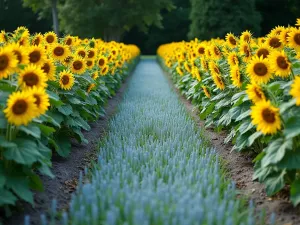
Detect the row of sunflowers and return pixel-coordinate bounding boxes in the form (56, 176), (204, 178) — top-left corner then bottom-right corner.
(0, 27), (140, 211)
(158, 19), (300, 206)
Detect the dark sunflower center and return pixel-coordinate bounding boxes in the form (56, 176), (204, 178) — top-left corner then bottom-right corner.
(216, 76), (223, 85)
(19, 39), (25, 46)
(0, 55), (9, 71)
(214, 47), (220, 56)
(88, 51), (95, 58)
(269, 37), (281, 48)
(54, 47), (64, 56)
(98, 58), (105, 67)
(294, 33), (300, 45)
(198, 47), (205, 54)
(254, 62), (268, 76)
(46, 35), (54, 43)
(23, 72), (39, 87)
(257, 49), (269, 59)
(78, 51), (86, 58)
(276, 56), (289, 69)
(112, 50), (116, 55)
(87, 60), (93, 66)
(34, 38), (40, 45)
(12, 100), (28, 115)
(34, 94), (41, 107)
(244, 46), (250, 57)
(102, 67), (107, 74)
(65, 56), (72, 64)
(73, 61), (83, 70)
(229, 37), (236, 45)
(62, 75), (70, 85)
(214, 66), (220, 74)
(262, 108), (276, 123)
(29, 50), (41, 63)
(13, 50), (22, 63)
(66, 38), (72, 45)
(42, 63), (50, 74)
(244, 35), (250, 42)
(254, 88), (262, 99)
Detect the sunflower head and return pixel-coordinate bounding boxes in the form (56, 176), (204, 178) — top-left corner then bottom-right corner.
(287, 28), (300, 51)
(227, 52), (239, 67)
(209, 61), (221, 77)
(10, 43), (29, 65)
(87, 48), (96, 59)
(246, 56), (273, 84)
(59, 70), (75, 90)
(76, 47), (87, 58)
(176, 66), (184, 76)
(100, 65), (109, 76)
(4, 90), (38, 126)
(290, 76), (300, 105)
(87, 83), (96, 93)
(240, 30), (252, 43)
(212, 73), (225, 90)
(0, 46), (18, 79)
(226, 33), (237, 48)
(202, 85), (211, 98)
(19, 64), (48, 90)
(92, 71), (99, 80)
(279, 27), (291, 45)
(256, 44), (271, 59)
(44, 31), (57, 44)
(239, 42), (252, 61)
(86, 59), (95, 69)
(41, 58), (56, 81)
(51, 44), (70, 61)
(97, 56), (107, 68)
(32, 33), (44, 46)
(246, 83), (266, 103)
(251, 100), (281, 135)
(269, 50), (291, 78)
(210, 44), (222, 60)
(31, 87), (50, 116)
(64, 35), (74, 46)
(28, 46), (46, 66)
(266, 35), (282, 49)
(184, 62), (192, 73)
(70, 56), (86, 75)
(230, 66), (242, 88)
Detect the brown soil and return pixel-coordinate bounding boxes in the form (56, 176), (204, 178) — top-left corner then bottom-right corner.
(2, 74), (132, 225)
(166, 72), (300, 225)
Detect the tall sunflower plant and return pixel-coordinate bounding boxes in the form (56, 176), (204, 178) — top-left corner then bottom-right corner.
(0, 27), (140, 211)
(158, 21), (300, 206)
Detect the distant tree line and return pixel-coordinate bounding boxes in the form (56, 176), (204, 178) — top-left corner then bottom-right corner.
(0, 0), (299, 54)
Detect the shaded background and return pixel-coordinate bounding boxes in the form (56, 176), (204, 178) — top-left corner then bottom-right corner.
(0, 0), (299, 54)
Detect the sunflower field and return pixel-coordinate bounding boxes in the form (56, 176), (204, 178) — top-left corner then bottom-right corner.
(0, 27), (139, 211)
(158, 19), (300, 206)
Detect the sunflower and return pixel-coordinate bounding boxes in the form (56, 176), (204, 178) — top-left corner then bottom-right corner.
(70, 56), (86, 75)
(251, 100), (281, 135)
(246, 56), (272, 84)
(269, 50), (291, 78)
(64, 35), (74, 46)
(210, 44), (222, 60)
(10, 43), (29, 65)
(19, 64), (47, 90)
(62, 55), (74, 67)
(227, 52), (239, 67)
(212, 73), (225, 90)
(184, 62), (192, 73)
(287, 28), (300, 51)
(76, 47), (87, 58)
(290, 76), (300, 105)
(86, 59), (95, 69)
(201, 58), (208, 71)
(31, 33), (44, 46)
(41, 58), (56, 81)
(31, 87), (50, 116)
(226, 33), (238, 48)
(202, 86), (211, 98)
(176, 66), (184, 76)
(230, 66), (242, 88)
(97, 56), (107, 68)
(240, 30), (252, 43)
(205, 47), (212, 59)
(44, 31), (57, 44)
(87, 48), (96, 59)
(246, 83), (266, 103)
(0, 46), (18, 79)
(279, 27), (291, 45)
(51, 44), (70, 61)
(59, 70), (75, 90)
(269, 26), (285, 36)
(209, 61), (221, 77)
(100, 65), (109, 76)
(92, 71), (99, 80)
(192, 67), (201, 81)
(239, 42), (252, 62)
(87, 83), (96, 93)
(296, 18), (300, 27)
(256, 44), (271, 59)
(266, 35), (282, 49)
(0, 30), (7, 43)
(4, 90), (37, 126)
(27, 46), (46, 66)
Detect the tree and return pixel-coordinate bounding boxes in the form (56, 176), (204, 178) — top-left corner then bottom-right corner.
(188, 0), (261, 40)
(23, 0), (60, 35)
(58, 0), (175, 41)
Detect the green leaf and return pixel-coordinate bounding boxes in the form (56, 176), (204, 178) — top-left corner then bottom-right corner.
(47, 90), (63, 107)
(238, 119), (253, 135)
(19, 124), (41, 139)
(291, 179), (300, 206)
(53, 136), (71, 157)
(0, 114), (7, 129)
(58, 105), (73, 116)
(3, 139), (41, 165)
(265, 170), (286, 196)
(248, 131), (262, 146)
(277, 151), (300, 169)
(39, 164), (55, 178)
(283, 115), (300, 139)
(68, 97), (82, 105)
(0, 189), (17, 206)
(29, 174), (44, 192)
(38, 124), (56, 136)
(235, 109), (251, 121)
(6, 177), (34, 204)
(0, 136), (17, 148)
(261, 138), (293, 167)
(280, 98), (296, 114)
(0, 162), (6, 189)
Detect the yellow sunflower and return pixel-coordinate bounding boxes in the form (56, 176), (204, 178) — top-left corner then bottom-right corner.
(202, 86), (211, 98)
(212, 74), (225, 90)
(266, 35), (282, 49)
(64, 35), (74, 46)
(176, 66), (184, 76)
(191, 67), (201, 81)
(227, 52), (239, 67)
(239, 42), (252, 62)
(4, 90), (37, 126)
(31, 33), (44, 46)
(87, 83), (96, 93)
(70, 56), (86, 75)
(296, 18), (300, 27)
(27, 46), (46, 66)
(86, 59), (95, 69)
(184, 62), (192, 73)
(62, 55), (74, 67)
(41, 58), (56, 81)
(51, 44), (70, 61)
(76, 47), (87, 59)
(0, 30), (7, 43)
(44, 31), (57, 44)
(210, 44), (222, 60)
(100, 65), (109, 76)
(279, 27), (291, 45)
(97, 56), (107, 68)
(87, 48), (96, 59)
(209, 61), (221, 77)
(0, 46), (18, 79)
(201, 58), (208, 72)
(10, 43), (29, 65)
(59, 70), (75, 90)
(92, 71), (99, 80)
(290, 76), (300, 105)
(256, 44), (272, 59)
(246, 83), (266, 103)
(225, 33), (238, 48)
(269, 50), (291, 78)
(287, 28), (300, 51)
(240, 30), (252, 43)
(230, 66), (242, 88)
(246, 56), (272, 84)
(251, 100), (281, 135)
(18, 64), (48, 90)
(31, 87), (50, 116)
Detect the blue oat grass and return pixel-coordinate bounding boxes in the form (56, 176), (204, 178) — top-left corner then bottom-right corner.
(33, 59), (258, 225)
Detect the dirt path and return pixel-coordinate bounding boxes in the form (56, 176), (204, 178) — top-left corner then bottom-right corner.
(164, 71), (300, 225)
(2, 73), (133, 225)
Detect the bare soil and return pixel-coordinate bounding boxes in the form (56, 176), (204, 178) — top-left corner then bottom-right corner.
(166, 72), (300, 225)
(2, 74), (132, 225)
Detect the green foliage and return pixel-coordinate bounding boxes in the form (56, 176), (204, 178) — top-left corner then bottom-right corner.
(188, 0), (261, 40)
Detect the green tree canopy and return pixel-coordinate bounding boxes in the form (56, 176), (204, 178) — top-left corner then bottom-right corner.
(188, 0), (261, 40)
